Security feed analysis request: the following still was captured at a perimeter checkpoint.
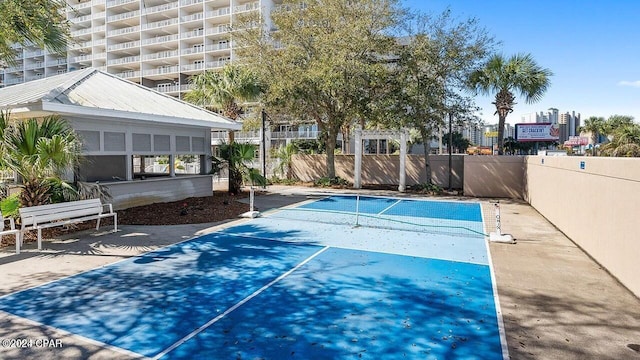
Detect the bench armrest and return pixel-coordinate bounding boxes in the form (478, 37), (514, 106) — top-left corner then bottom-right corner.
(3, 217), (16, 230)
(102, 203), (114, 214)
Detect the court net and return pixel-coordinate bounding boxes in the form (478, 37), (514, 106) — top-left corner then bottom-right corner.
(262, 194), (489, 238)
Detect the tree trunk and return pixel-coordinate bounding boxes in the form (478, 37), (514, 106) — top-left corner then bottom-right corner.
(497, 114), (506, 155)
(420, 127), (432, 184)
(326, 134), (337, 179)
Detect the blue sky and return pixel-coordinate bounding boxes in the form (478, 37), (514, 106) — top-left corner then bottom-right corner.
(402, 0), (640, 125)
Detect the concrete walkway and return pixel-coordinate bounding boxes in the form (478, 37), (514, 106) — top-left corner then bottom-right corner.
(0, 186), (638, 359)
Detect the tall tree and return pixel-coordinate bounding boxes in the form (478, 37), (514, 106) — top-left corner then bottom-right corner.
(387, 10), (493, 183)
(600, 117), (640, 157)
(0, 112), (82, 207)
(233, 0), (401, 179)
(468, 53), (552, 154)
(0, 0), (70, 66)
(185, 64), (263, 120)
(579, 116), (605, 155)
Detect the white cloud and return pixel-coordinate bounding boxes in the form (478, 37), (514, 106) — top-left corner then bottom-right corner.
(618, 80), (640, 87)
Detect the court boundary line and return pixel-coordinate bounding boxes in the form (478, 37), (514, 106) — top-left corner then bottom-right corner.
(0, 309), (149, 359)
(377, 199), (402, 215)
(480, 203), (511, 360)
(152, 245), (331, 359)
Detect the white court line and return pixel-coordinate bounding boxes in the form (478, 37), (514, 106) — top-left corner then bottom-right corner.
(152, 246), (331, 359)
(377, 199), (402, 215)
(480, 204), (511, 360)
(0, 309), (150, 359)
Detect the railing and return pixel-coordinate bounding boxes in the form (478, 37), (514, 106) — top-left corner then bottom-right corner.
(205, 43), (229, 51)
(93, 52), (107, 59)
(25, 62), (45, 70)
(142, 50), (179, 60)
(69, 1), (92, 10)
(143, 65), (180, 76)
(106, 0), (137, 8)
(107, 55), (140, 65)
(181, 29), (204, 39)
(93, 25), (106, 33)
(107, 25), (140, 37)
(70, 14), (93, 23)
(107, 10), (140, 22)
(143, 1), (178, 14)
(271, 130), (320, 139)
(5, 66), (23, 72)
(181, 63), (204, 71)
(206, 59), (229, 68)
(115, 70), (141, 78)
(70, 41), (92, 49)
(46, 59), (67, 66)
(93, 39), (107, 46)
(142, 18), (179, 30)
(206, 24), (230, 36)
(71, 54), (94, 62)
(180, 0), (203, 6)
(156, 84), (181, 93)
(5, 78), (24, 85)
(141, 34), (179, 45)
(234, 2), (259, 13)
(71, 28), (93, 37)
(181, 12), (204, 22)
(206, 7), (230, 18)
(93, 11), (106, 19)
(181, 46), (204, 55)
(108, 40), (140, 51)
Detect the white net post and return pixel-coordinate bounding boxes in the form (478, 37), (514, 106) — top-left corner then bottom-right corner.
(489, 201), (514, 243)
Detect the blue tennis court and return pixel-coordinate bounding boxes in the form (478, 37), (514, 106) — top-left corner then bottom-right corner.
(0, 195), (507, 359)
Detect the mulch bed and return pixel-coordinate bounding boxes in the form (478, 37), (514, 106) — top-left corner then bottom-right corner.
(1, 191), (250, 250)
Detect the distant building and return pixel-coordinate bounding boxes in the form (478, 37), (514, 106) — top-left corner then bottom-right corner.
(559, 111), (581, 143)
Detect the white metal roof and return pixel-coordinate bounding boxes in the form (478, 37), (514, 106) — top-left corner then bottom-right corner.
(0, 68), (241, 130)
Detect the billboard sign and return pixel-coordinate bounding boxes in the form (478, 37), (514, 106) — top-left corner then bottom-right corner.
(564, 136), (589, 146)
(515, 123), (560, 142)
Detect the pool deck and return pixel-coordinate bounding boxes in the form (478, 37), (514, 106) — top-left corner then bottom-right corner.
(0, 185), (639, 359)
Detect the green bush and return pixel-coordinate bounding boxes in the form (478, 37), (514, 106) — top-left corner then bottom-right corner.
(314, 176), (350, 187)
(0, 193), (20, 218)
(269, 176), (298, 185)
(411, 182), (443, 195)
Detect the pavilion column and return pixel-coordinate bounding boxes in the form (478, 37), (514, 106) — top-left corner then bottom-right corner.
(354, 127), (362, 189)
(169, 154), (176, 177)
(398, 129), (407, 192)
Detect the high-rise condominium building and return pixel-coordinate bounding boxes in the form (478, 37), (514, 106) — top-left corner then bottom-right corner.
(0, 0), (279, 97)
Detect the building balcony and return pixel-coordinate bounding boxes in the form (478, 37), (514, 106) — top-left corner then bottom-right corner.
(5, 78), (24, 85)
(115, 70), (141, 78)
(155, 84), (181, 93)
(71, 28), (93, 37)
(107, 40), (140, 51)
(71, 54), (94, 63)
(107, 55), (140, 65)
(106, 0), (137, 8)
(234, 2), (259, 13)
(107, 26), (140, 37)
(143, 65), (180, 76)
(93, 11), (106, 20)
(24, 49), (45, 58)
(206, 7), (230, 18)
(180, 0), (203, 6)
(143, 1), (179, 15)
(206, 24), (230, 36)
(181, 63), (204, 71)
(181, 29), (205, 39)
(5, 66), (23, 73)
(181, 46), (205, 55)
(205, 43), (229, 52)
(206, 59), (229, 68)
(181, 12), (204, 22)
(25, 74), (45, 82)
(142, 18), (179, 30)
(141, 34), (179, 46)
(25, 62), (45, 70)
(70, 14), (93, 24)
(107, 10), (140, 23)
(142, 50), (179, 61)
(45, 59), (68, 67)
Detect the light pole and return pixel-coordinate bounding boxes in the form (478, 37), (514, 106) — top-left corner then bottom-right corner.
(448, 112), (453, 192)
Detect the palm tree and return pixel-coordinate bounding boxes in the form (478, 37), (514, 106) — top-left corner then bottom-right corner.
(579, 116), (606, 156)
(601, 122), (640, 157)
(185, 64), (263, 120)
(273, 143), (299, 180)
(0, 112), (82, 207)
(469, 53), (552, 154)
(0, 0), (69, 66)
(219, 142), (266, 194)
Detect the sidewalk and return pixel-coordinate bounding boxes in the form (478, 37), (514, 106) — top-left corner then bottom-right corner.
(0, 186), (638, 359)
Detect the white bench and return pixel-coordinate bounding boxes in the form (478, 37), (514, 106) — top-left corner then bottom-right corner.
(1, 211), (21, 254)
(19, 199), (117, 252)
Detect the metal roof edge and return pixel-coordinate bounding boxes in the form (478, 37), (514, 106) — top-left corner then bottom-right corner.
(43, 102), (242, 130)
